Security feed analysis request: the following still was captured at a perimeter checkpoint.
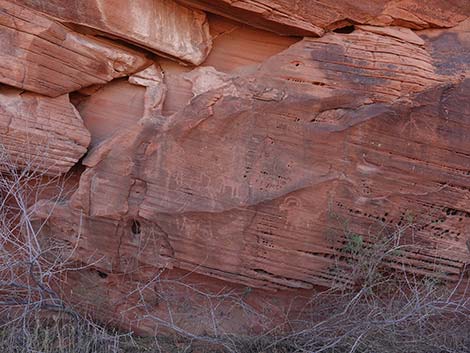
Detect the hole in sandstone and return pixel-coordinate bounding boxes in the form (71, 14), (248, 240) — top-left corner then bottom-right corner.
(333, 25), (355, 34)
(131, 220), (141, 235)
(97, 271), (108, 279)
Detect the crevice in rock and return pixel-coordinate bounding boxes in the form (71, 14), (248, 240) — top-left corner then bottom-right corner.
(333, 25), (355, 34)
(131, 220), (141, 235)
(96, 270), (108, 279)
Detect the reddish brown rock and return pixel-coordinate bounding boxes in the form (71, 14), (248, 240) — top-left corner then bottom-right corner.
(0, 86), (90, 175)
(35, 79), (470, 333)
(176, 0), (470, 35)
(129, 64), (166, 119)
(418, 19), (470, 78)
(155, 15), (299, 116)
(0, 0), (150, 97)
(69, 16), (289, 137)
(71, 64), (166, 148)
(70, 79), (145, 148)
(158, 59), (194, 117)
(17, 0), (212, 65)
(32, 24), (470, 332)
(203, 14), (299, 73)
(3, 0), (464, 334)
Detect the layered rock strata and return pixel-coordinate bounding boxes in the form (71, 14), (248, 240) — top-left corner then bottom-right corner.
(0, 86), (90, 174)
(0, 0), (468, 337)
(34, 24), (470, 296)
(176, 0), (470, 35)
(0, 0), (151, 97)
(17, 0), (212, 65)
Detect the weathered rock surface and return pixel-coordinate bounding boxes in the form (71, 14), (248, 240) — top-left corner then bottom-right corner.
(158, 59), (194, 117)
(176, 0), (470, 36)
(129, 64), (166, 119)
(0, 86), (90, 175)
(17, 0), (212, 65)
(70, 80), (145, 148)
(71, 65), (166, 148)
(204, 14), (298, 73)
(2, 0), (465, 336)
(0, 0), (150, 97)
(72, 13), (297, 133)
(34, 24), (470, 300)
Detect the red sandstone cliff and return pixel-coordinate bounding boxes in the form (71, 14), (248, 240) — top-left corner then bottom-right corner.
(1, 0), (469, 337)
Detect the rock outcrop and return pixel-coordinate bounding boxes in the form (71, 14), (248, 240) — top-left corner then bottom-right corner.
(70, 80), (146, 148)
(176, 0), (470, 36)
(0, 86), (90, 175)
(0, 0), (468, 337)
(0, 0), (150, 97)
(204, 14), (298, 72)
(17, 0), (212, 65)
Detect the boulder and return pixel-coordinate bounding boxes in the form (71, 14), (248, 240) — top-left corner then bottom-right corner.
(0, 86), (90, 175)
(0, 0), (150, 97)
(17, 0), (212, 65)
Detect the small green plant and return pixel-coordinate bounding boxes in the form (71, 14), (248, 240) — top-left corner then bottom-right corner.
(343, 233), (364, 254)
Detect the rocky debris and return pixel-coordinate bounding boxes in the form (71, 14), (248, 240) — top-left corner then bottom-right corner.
(17, 0), (212, 65)
(0, 86), (90, 175)
(175, 0), (470, 36)
(0, 0), (150, 97)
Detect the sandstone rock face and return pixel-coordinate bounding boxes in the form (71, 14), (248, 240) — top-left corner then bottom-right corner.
(34, 24), (470, 299)
(176, 0), (470, 36)
(18, 0), (212, 65)
(72, 65), (166, 148)
(0, 86), (90, 175)
(70, 79), (145, 148)
(204, 14), (299, 73)
(2, 0), (468, 337)
(129, 64), (166, 118)
(0, 0), (150, 97)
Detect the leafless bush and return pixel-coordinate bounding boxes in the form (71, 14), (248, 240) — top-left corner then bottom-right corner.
(0, 143), (100, 328)
(0, 146), (63, 321)
(108, 218), (470, 353)
(244, 223), (470, 353)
